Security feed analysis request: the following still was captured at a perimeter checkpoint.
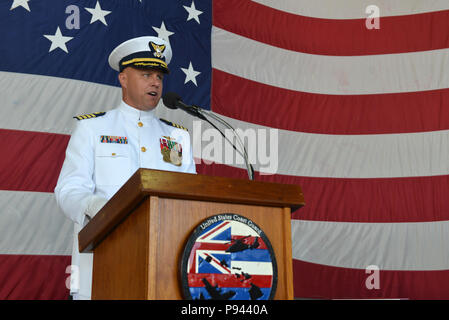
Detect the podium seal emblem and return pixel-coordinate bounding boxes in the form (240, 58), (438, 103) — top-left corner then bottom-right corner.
(180, 214), (277, 300)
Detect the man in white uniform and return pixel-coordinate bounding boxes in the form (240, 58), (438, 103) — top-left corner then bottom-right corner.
(54, 36), (196, 300)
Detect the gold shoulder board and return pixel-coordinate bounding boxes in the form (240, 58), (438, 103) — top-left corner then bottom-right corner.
(159, 118), (188, 131)
(73, 112), (106, 121)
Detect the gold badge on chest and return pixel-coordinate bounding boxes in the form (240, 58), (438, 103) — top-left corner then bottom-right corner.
(159, 136), (182, 166)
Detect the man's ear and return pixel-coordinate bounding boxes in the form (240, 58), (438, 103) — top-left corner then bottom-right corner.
(118, 72), (127, 88)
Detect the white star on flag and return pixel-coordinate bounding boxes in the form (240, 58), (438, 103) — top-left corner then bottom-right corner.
(183, 1), (203, 24)
(152, 21), (174, 42)
(85, 1), (111, 26)
(43, 27), (74, 53)
(181, 62), (201, 86)
(10, 0), (30, 11)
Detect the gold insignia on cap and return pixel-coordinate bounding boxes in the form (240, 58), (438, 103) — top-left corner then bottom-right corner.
(150, 41), (166, 59)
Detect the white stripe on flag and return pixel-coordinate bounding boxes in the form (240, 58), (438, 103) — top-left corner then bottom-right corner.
(0, 71), (121, 134)
(188, 111), (449, 178)
(253, 0), (449, 19)
(291, 219), (449, 271)
(212, 27), (449, 95)
(0, 191), (72, 255)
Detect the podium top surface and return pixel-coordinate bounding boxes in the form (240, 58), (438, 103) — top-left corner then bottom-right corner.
(79, 168), (304, 252)
(138, 168), (304, 207)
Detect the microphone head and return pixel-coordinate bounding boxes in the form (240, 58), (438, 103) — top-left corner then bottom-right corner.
(162, 92), (182, 109)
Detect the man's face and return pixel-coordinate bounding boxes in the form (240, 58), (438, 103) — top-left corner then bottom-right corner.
(119, 67), (164, 111)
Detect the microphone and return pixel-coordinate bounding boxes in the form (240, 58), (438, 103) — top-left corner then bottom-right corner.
(162, 91), (255, 180)
(162, 92), (207, 120)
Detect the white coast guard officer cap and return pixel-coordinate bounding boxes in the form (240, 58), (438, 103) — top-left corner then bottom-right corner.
(108, 36), (172, 73)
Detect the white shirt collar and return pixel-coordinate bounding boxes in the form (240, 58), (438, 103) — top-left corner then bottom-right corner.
(117, 100), (157, 120)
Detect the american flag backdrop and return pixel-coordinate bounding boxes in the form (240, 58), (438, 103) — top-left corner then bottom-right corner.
(1, 0), (449, 299)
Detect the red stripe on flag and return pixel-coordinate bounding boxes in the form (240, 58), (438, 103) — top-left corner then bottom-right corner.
(212, 69), (449, 134)
(293, 259), (449, 299)
(0, 129), (69, 192)
(188, 273), (273, 288)
(196, 161), (449, 223)
(0, 254), (70, 300)
(213, 0), (449, 55)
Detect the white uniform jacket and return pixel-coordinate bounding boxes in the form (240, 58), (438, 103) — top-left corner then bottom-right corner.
(54, 101), (196, 299)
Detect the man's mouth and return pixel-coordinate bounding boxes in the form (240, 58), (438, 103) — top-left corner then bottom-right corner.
(147, 91), (158, 96)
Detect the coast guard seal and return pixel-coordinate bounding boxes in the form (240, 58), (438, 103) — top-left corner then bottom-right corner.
(180, 214), (277, 300)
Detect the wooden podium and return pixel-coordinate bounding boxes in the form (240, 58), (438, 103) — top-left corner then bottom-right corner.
(79, 168), (304, 300)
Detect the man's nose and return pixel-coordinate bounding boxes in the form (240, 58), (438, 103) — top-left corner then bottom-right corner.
(148, 75), (161, 86)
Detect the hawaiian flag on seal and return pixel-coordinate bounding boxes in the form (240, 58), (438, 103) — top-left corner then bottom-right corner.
(184, 218), (276, 300)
